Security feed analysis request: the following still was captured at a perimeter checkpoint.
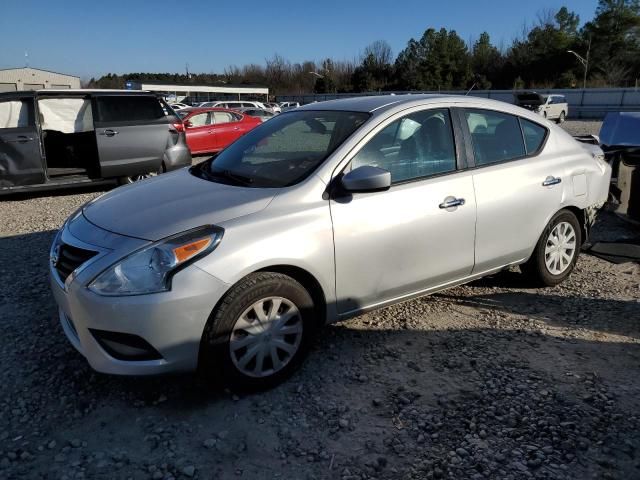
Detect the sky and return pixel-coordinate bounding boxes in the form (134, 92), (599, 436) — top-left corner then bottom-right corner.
(0, 0), (599, 80)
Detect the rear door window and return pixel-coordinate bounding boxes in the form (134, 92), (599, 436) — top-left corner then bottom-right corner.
(95, 96), (166, 123)
(464, 109), (526, 166)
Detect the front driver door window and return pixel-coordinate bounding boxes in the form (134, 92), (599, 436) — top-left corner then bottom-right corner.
(330, 108), (476, 314)
(211, 111), (242, 150)
(350, 109), (457, 182)
(185, 112), (213, 153)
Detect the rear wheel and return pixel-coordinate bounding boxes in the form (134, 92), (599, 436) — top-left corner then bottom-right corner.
(200, 272), (317, 391)
(557, 111), (566, 123)
(521, 210), (581, 286)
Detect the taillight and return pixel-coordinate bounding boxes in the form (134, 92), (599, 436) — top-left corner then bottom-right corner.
(172, 122), (185, 133)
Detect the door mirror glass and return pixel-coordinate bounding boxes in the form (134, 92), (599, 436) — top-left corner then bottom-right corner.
(341, 165), (391, 193)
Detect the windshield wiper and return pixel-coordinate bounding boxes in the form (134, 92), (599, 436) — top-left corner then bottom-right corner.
(208, 168), (254, 186)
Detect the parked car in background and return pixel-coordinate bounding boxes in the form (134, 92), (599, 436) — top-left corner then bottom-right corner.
(0, 90), (190, 194)
(264, 102), (281, 114)
(236, 107), (275, 122)
(199, 100), (268, 110)
(169, 103), (189, 110)
(279, 101), (300, 111)
(50, 94), (610, 390)
(514, 92), (568, 123)
(179, 107), (261, 155)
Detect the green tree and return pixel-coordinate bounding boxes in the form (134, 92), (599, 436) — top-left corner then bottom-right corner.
(503, 7), (583, 88)
(395, 28), (471, 90)
(470, 32), (503, 89)
(582, 0), (640, 86)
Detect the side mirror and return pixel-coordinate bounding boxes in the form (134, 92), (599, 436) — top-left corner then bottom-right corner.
(341, 166), (391, 193)
(184, 121), (193, 128)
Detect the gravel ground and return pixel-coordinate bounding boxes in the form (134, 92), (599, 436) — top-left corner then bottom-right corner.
(1, 120), (639, 480)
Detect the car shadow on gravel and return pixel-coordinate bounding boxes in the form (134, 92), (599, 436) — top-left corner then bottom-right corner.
(2, 284), (640, 479)
(436, 290), (640, 339)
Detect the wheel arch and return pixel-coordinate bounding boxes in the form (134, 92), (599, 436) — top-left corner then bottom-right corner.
(561, 205), (587, 245)
(525, 205), (588, 262)
(197, 265), (328, 372)
(255, 264), (328, 327)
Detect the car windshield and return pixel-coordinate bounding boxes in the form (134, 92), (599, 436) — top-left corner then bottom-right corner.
(194, 110), (369, 188)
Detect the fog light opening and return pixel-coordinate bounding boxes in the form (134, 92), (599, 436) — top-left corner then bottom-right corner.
(90, 329), (162, 361)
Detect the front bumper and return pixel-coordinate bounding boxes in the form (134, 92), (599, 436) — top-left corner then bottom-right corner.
(50, 215), (229, 375)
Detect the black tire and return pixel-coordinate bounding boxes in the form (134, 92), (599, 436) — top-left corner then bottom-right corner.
(521, 209), (582, 287)
(200, 272), (317, 391)
(557, 111), (566, 124)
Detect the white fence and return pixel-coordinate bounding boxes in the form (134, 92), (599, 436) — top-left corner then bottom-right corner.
(277, 88), (640, 119)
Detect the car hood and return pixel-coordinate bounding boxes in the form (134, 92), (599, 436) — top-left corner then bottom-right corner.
(82, 168), (277, 241)
(599, 112), (640, 148)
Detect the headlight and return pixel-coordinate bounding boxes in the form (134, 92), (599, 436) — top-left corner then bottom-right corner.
(88, 225), (223, 296)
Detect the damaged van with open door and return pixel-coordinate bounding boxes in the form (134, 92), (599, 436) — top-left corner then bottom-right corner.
(0, 90), (191, 195)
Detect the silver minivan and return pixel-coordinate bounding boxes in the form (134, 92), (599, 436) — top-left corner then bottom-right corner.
(0, 90), (191, 194)
(50, 95), (611, 390)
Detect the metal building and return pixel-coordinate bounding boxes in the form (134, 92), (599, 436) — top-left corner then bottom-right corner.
(125, 80), (269, 104)
(0, 67), (81, 92)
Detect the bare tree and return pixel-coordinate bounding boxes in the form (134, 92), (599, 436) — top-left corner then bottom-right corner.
(363, 40), (393, 68)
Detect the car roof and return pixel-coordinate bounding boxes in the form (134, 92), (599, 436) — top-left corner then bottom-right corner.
(296, 94), (518, 114)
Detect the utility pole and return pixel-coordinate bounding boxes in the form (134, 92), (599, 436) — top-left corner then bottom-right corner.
(567, 38), (591, 89)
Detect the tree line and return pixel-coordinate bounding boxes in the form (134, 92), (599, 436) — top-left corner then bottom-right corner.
(87, 1), (640, 95)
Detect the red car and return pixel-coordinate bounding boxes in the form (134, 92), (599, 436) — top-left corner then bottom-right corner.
(177, 107), (261, 155)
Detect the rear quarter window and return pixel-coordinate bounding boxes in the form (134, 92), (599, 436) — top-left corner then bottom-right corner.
(95, 96), (166, 123)
(520, 118), (547, 154)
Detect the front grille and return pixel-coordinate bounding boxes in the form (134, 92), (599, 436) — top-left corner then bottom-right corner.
(55, 243), (98, 283)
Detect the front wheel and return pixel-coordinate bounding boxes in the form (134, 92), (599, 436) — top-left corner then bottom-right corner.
(200, 272), (317, 391)
(521, 210), (581, 286)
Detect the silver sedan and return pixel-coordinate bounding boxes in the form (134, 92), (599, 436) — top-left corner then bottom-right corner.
(50, 95), (611, 390)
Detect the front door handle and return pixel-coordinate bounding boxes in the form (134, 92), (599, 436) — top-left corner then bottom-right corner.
(542, 176), (562, 187)
(7, 135), (34, 143)
(100, 129), (119, 137)
(439, 197), (465, 209)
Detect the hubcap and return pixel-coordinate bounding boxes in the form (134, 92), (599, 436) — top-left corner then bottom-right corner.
(544, 222), (577, 275)
(229, 297), (303, 378)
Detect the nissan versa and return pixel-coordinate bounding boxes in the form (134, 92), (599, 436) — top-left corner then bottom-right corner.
(50, 95), (611, 390)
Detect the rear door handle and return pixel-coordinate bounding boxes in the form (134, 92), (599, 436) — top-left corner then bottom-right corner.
(100, 129), (118, 137)
(7, 135), (34, 143)
(542, 176), (561, 187)
(439, 197), (465, 209)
